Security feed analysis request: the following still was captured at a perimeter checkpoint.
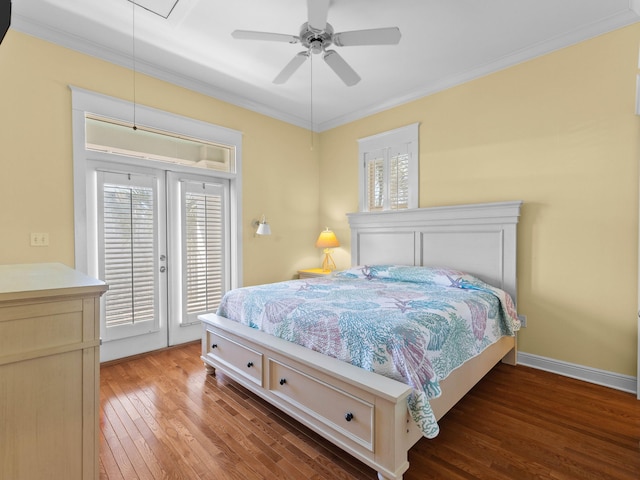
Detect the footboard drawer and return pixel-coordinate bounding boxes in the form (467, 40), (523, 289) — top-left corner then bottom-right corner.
(205, 329), (263, 386)
(268, 359), (374, 451)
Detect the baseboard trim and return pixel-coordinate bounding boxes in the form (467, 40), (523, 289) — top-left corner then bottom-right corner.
(517, 351), (637, 395)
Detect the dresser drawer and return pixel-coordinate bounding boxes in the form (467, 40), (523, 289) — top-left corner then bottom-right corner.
(268, 359), (374, 451)
(0, 299), (85, 359)
(205, 329), (263, 387)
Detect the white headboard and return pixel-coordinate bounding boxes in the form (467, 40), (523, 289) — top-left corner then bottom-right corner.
(346, 201), (522, 303)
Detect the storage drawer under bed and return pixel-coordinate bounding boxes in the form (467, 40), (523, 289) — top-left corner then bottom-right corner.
(268, 358), (374, 451)
(205, 329), (263, 386)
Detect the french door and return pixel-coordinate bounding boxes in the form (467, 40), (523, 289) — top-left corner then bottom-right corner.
(167, 173), (228, 346)
(94, 164), (228, 362)
(97, 168), (167, 360)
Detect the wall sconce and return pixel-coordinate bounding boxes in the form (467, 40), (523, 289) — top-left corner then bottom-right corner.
(253, 215), (271, 236)
(315, 227), (340, 271)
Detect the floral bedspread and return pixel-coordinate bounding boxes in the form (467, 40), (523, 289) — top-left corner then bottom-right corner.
(216, 265), (520, 438)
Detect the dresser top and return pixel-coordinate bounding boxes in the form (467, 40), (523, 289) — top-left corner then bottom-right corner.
(0, 263), (108, 301)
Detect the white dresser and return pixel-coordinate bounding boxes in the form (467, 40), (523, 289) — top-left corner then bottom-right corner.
(0, 263), (107, 480)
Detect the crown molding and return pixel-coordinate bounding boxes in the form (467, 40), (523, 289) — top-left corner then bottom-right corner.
(316, 8), (640, 132)
(11, 8), (640, 134)
(10, 13), (312, 130)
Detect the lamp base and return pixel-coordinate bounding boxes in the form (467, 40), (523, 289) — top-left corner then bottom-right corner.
(321, 249), (336, 272)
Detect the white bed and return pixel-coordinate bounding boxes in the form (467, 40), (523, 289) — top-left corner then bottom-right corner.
(200, 200), (522, 480)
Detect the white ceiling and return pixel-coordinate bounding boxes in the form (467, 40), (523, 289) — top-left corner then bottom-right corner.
(10, 0), (640, 131)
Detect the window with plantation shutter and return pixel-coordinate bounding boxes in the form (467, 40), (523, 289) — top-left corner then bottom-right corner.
(359, 123), (419, 212)
(182, 181), (225, 323)
(97, 171), (160, 339)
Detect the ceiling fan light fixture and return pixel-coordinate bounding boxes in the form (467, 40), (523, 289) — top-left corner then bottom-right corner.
(231, 1), (400, 87)
(299, 22), (333, 51)
(310, 39), (323, 55)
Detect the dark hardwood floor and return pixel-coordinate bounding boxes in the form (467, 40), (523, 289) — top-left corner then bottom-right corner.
(100, 342), (640, 480)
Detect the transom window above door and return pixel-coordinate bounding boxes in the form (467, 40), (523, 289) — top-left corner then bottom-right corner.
(85, 115), (236, 173)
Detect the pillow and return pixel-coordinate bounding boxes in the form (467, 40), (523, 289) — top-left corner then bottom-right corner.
(335, 264), (519, 329)
(386, 265), (468, 285)
(335, 264), (472, 285)
(337, 264), (498, 288)
(334, 264), (396, 280)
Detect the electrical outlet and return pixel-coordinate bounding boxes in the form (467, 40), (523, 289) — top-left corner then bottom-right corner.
(30, 232), (49, 247)
(517, 314), (527, 328)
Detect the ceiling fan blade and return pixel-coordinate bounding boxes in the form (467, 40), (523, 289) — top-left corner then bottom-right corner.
(323, 50), (360, 86)
(307, 0), (330, 32)
(333, 27), (401, 47)
(273, 51), (309, 84)
(232, 30), (299, 44)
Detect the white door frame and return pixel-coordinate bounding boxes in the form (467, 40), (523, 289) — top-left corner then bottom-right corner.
(71, 86), (243, 361)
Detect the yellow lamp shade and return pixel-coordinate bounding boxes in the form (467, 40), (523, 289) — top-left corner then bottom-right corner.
(315, 228), (340, 248)
(316, 228), (339, 271)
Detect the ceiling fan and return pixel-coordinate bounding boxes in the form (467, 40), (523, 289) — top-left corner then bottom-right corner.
(231, 0), (401, 86)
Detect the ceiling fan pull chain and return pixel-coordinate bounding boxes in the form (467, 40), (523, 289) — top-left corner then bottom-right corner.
(131, 0), (137, 130)
(310, 51), (314, 148)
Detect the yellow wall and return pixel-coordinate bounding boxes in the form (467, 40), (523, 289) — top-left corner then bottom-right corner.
(320, 24), (640, 377)
(0, 30), (320, 286)
(1, 23), (639, 378)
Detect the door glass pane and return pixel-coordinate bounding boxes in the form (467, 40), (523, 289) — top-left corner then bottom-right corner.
(100, 175), (157, 330)
(183, 182), (225, 322)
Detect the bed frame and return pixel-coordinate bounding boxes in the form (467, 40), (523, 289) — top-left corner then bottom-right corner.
(200, 201), (522, 480)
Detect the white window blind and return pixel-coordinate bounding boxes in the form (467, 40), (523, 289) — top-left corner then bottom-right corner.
(366, 152), (385, 211)
(389, 151), (410, 210)
(182, 182), (225, 322)
(365, 149), (411, 211)
(98, 172), (158, 331)
(359, 123), (419, 212)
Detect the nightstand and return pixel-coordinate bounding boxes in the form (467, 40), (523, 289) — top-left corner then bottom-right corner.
(298, 268), (333, 279)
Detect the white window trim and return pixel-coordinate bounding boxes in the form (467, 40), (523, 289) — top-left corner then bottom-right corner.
(358, 123), (419, 212)
(71, 86), (243, 289)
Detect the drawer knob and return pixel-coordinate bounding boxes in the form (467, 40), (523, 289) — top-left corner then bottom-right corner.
(345, 412), (354, 422)
(247, 361), (254, 368)
(211, 344), (218, 349)
(279, 378), (287, 385)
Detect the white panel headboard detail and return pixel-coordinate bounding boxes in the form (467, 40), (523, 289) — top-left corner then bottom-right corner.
(347, 201), (522, 303)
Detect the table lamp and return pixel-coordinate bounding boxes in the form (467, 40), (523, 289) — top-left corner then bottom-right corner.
(315, 228), (340, 271)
